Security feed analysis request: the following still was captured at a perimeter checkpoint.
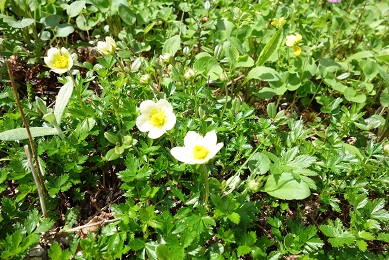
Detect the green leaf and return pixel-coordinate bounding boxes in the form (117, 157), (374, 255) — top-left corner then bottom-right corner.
(55, 24), (75, 37)
(356, 240), (368, 252)
(41, 15), (61, 28)
(193, 54), (223, 80)
(227, 212), (240, 224)
(118, 4), (136, 25)
(89, 0), (110, 13)
(343, 87), (366, 103)
(162, 35), (181, 56)
(345, 51), (373, 62)
(0, 127), (58, 141)
(248, 152), (271, 175)
(104, 132), (120, 145)
(359, 59), (378, 80)
(156, 244), (185, 260)
(288, 155), (316, 169)
(245, 66), (281, 82)
(106, 148), (121, 161)
(263, 172), (311, 200)
(324, 79), (347, 93)
(67, 0), (86, 17)
(48, 242), (73, 260)
(237, 245), (252, 256)
(256, 29), (283, 66)
(54, 81), (73, 125)
(4, 17), (34, 28)
(319, 219), (355, 247)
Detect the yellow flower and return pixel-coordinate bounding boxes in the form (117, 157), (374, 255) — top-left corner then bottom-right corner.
(170, 130), (224, 165)
(136, 99), (176, 139)
(44, 47), (73, 74)
(271, 17), (286, 29)
(96, 36), (117, 56)
(286, 33), (303, 56)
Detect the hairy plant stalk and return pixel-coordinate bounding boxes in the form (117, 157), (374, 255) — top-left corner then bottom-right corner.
(6, 60), (48, 195)
(24, 145), (47, 218)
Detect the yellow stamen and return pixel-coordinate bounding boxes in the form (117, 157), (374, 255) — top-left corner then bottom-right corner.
(149, 109), (167, 128)
(193, 145), (209, 160)
(53, 55), (69, 69)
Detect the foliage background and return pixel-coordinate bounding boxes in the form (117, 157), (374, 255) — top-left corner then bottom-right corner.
(0, 0), (389, 259)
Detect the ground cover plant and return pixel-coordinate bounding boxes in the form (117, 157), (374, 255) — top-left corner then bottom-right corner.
(0, 0), (389, 259)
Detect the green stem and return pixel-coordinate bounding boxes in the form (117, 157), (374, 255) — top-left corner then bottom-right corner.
(67, 72), (82, 105)
(202, 164), (209, 210)
(114, 52), (126, 72)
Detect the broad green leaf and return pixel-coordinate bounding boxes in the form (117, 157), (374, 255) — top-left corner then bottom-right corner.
(342, 143), (364, 160)
(162, 35), (181, 56)
(156, 244), (184, 260)
(288, 155), (316, 168)
(356, 240), (368, 252)
(267, 103), (276, 119)
(3, 17), (34, 28)
(0, 127), (58, 141)
(324, 79), (347, 93)
(193, 54), (223, 80)
(55, 24), (74, 37)
(345, 51), (373, 62)
(67, 1), (86, 17)
(256, 29), (283, 66)
(245, 66), (281, 82)
(359, 59), (378, 80)
(35, 97), (48, 114)
(118, 4), (136, 25)
(89, 0), (110, 13)
(263, 172), (311, 200)
(376, 48), (389, 63)
(237, 245), (252, 256)
(248, 152), (271, 175)
(54, 81), (74, 125)
(343, 87), (366, 103)
(41, 15), (61, 28)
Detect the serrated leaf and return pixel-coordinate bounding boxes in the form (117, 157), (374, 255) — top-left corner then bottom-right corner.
(0, 127), (58, 141)
(288, 155), (316, 168)
(237, 245), (252, 256)
(356, 240), (368, 252)
(319, 219), (355, 247)
(227, 212), (240, 224)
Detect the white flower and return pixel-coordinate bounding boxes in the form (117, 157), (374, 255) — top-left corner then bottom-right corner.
(136, 99), (176, 139)
(171, 130), (224, 164)
(44, 47), (73, 74)
(160, 53), (172, 64)
(96, 36), (117, 56)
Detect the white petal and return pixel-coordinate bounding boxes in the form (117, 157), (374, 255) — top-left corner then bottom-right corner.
(184, 131), (203, 148)
(139, 100), (157, 114)
(52, 68), (68, 74)
(207, 142), (224, 160)
(162, 113), (176, 131)
(148, 128), (166, 139)
(203, 130), (217, 146)
(60, 47), (70, 56)
(136, 115), (153, 132)
(47, 47), (61, 58)
(171, 147), (196, 164)
(157, 99), (173, 113)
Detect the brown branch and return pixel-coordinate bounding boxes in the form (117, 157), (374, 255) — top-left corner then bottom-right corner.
(6, 60), (48, 195)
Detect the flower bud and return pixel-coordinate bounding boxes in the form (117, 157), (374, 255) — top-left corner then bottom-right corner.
(96, 36), (117, 56)
(140, 74), (150, 85)
(384, 143), (389, 156)
(160, 53), (172, 64)
(184, 68), (195, 80)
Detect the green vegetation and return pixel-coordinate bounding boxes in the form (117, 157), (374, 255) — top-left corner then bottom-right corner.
(1, 0), (389, 258)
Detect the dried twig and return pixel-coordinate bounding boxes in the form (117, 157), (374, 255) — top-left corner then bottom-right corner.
(24, 145), (47, 218)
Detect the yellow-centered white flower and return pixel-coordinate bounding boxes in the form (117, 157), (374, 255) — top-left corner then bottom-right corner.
(44, 47), (73, 74)
(136, 99), (176, 139)
(171, 130), (224, 165)
(96, 36), (117, 56)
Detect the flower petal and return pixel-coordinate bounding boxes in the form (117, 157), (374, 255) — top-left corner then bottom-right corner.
(162, 113), (176, 131)
(184, 131), (203, 148)
(136, 115), (153, 132)
(139, 100), (157, 114)
(171, 147), (195, 164)
(156, 99), (173, 113)
(148, 128), (166, 139)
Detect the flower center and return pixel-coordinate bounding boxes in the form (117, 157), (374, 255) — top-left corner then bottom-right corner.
(193, 145), (209, 160)
(53, 55), (69, 69)
(149, 109), (167, 129)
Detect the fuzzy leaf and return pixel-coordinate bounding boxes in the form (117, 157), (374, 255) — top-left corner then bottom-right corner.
(264, 172), (311, 200)
(0, 127), (58, 141)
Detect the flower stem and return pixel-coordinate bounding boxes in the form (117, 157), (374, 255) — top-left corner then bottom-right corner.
(114, 52), (126, 72)
(202, 164), (209, 210)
